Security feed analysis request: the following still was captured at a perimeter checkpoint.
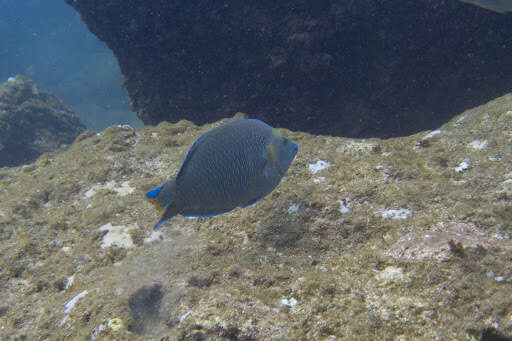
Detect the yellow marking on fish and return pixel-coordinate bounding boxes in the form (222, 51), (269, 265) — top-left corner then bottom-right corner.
(268, 144), (276, 164)
(272, 128), (283, 138)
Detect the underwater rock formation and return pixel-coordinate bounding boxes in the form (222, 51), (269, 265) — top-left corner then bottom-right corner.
(65, 0), (512, 138)
(0, 75), (85, 167)
(0, 94), (511, 339)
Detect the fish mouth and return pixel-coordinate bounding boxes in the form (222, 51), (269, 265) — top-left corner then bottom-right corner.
(277, 145), (298, 176)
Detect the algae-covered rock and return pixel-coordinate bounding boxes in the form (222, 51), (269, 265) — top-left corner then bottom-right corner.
(0, 95), (511, 339)
(65, 0), (512, 138)
(0, 75), (85, 167)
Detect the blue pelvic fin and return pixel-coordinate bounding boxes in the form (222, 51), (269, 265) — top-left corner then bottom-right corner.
(153, 218), (168, 230)
(145, 180), (178, 229)
(145, 184), (167, 213)
(146, 184), (164, 198)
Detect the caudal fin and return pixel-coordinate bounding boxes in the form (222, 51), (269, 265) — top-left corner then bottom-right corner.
(145, 180), (179, 229)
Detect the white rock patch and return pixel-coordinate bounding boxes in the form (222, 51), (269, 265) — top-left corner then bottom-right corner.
(381, 208), (411, 220)
(113, 181), (135, 196)
(338, 199), (351, 214)
(98, 223), (136, 248)
(144, 230), (164, 244)
(454, 115), (466, 126)
(64, 276), (74, 290)
(85, 180), (134, 198)
(468, 139), (488, 150)
(116, 124), (134, 130)
(308, 160), (331, 174)
(288, 203), (299, 214)
(455, 161), (470, 173)
(423, 130), (442, 140)
(375, 266), (404, 285)
(84, 187), (98, 198)
(280, 297), (298, 308)
(180, 311), (192, 323)
(64, 290), (88, 314)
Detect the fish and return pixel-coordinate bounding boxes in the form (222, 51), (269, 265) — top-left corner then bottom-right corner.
(146, 118), (298, 229)
(459, 0), (512, 13)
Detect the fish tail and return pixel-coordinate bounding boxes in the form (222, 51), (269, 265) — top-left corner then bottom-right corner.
(145, 180), (179, 229)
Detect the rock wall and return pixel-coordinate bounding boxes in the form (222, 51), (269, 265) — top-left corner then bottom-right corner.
(65, 0), (512, 137)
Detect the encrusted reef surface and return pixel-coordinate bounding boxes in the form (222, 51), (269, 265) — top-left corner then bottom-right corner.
(0, 75), (86, 167)
(64, 0), (512, 138)
(1, 95), (512, 340)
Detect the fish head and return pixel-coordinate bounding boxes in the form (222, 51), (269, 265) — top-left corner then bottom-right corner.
(269, 128), (298, 177)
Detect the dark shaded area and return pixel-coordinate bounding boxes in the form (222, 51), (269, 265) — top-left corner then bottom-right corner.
(128, 283), (164, 334)
(478, 328), (512, 341)
(187, 272), (216, 288)
(64, 0), (512, 138)
(261, 221), (307, 249)
(0, 76), (85, 167)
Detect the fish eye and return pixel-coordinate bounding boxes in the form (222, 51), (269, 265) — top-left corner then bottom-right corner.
(282, 137), (287, 144)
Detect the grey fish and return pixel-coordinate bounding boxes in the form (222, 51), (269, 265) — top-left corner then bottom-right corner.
(146, 119), (298, 229)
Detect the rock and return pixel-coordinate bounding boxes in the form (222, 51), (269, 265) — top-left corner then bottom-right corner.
(187, 272), (215, 289)
(0, 94), (511, 339)
(65, 0), (512, 138)
(0, 75), (85, 167)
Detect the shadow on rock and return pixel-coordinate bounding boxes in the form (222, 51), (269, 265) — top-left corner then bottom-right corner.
(128, 283), (164, 334)
(260, 221), (308, 249)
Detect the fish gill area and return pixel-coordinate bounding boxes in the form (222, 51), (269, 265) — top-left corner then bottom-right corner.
(0, 95), (512, 340)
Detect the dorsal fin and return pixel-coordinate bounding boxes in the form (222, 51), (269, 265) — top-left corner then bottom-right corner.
(176, 133), (207, 178)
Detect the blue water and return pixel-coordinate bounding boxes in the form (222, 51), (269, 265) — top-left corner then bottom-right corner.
(0, 0), (141, 131)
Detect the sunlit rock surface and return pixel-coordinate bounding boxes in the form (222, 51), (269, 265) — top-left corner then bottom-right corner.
(0, 76), (85, 167)
(0, 95), (511, 339)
